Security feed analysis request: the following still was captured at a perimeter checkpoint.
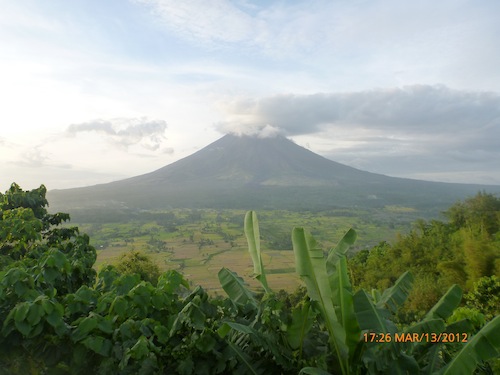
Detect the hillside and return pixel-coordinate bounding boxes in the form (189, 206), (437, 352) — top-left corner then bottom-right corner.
(47, 134), (500, 215)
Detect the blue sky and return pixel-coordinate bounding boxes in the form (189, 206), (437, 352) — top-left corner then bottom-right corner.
(1, 0), (500, 191)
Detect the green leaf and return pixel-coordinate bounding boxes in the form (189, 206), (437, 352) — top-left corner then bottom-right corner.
(14, 302), (30, 323)
(75, 285), (95, 304)
(195, 334), (216, 353)
(14, 280), (29, 297)
(157, 269), (189, 294)
(353, 289), (397, 334)
(154, 325), (169, 344)
(41, 298), (54, 315)
(182, 301), (207, 330)
(46, 309), (63, 328)
(129, 335), (150, 360)
(72, 316), (98, 342)
(218, 267), (256, 307)
(227, 341), (263, 375)
(219, 321), (255, 336)
(425, 284), (462, 321)
(109, 296), (128, 318)
(287, 301), (313, 350)
(26, 302), (44, 326)
(330, 255), (361, 357)
(299, 367), (332, 375)
(244, 211), (271, 293)
(177, 355), (194, 375)
(377, 271), (414, 314)
(404, 318), (446, 354)
(405, 318), (445, 336)
(324, 228), (361, 357)
(292, 228), (348, 374)
(326, 228), (357, 269)
(97, 318), (113, 334)
(14, 319), (32, 336)
(441, 315), (500, 375)
(82, 335), (112, 356)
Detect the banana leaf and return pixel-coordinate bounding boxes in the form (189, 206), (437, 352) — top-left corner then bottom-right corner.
(287, 301), (313, 352)
(292, 227), (348, 374)
(440, 315), (500, 375)
(425, 284), (462, 321)
(226, 341), (264, 375)
(353, 289), (397, 334)
(218, 267), (256, 308)
(377, 271), (414, 314)
(326, 228), (357, 272)
(299, 367), (332, 375)
(330, 255), (361, 357)
(244, 211), (271, 293)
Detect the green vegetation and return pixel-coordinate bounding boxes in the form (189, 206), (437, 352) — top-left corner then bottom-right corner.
(350, 192), (500, 320)
(65, 206), (415, 291)
(115, 251), (161, 285)
(1, 183), (499, 374)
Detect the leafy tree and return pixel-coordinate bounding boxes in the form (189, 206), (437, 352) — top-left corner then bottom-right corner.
(465, 275), (500, 321)
(446, 192), (500, 236)
(114, 250), (161, 285)
(0, 183), (97, 372)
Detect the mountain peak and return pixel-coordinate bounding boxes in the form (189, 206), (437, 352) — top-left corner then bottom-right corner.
(47, 134), (500, 213)
(142, 133), (362, 186)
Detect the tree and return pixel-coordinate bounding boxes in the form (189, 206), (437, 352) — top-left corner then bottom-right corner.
(446, 192), (500, 237)
(0, 183), (97, 371)
(114, 250), (161, 285)
(465, 275), (500, 321)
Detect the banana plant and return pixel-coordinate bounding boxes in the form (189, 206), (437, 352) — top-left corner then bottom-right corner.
(218, 211), (269, 306)
(440, 315), (500, 375)
(244, 211), (271, 294)
(294, 226), (420, 374)
(292, 227), (351, 375)
(220, 212), (500, 374)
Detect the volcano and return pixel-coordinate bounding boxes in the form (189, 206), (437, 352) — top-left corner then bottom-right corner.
(48, 134), (500, 214)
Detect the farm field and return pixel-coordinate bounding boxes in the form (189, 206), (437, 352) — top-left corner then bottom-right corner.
(72, 206), (419, 292)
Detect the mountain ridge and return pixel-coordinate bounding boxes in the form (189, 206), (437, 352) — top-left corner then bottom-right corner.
(47, 134), (500, 215)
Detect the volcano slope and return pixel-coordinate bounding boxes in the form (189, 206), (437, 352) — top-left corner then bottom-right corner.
(47, 134), (500, 216)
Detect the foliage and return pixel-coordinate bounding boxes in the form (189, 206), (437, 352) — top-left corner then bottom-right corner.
(114, 250), (161, 285)
(350, 192), (500, 317)
(446, 191), (500, 236)
(464, 275), (500, 321)
(1, 185), (499, 374)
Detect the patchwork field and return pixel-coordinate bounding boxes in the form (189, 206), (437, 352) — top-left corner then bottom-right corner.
(72, 207), (420, 292)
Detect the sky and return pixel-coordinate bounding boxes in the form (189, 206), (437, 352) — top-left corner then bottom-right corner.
(1, 0), (500, 192)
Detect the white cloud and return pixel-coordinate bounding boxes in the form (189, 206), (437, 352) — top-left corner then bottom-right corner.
(66, 118), (168, 151)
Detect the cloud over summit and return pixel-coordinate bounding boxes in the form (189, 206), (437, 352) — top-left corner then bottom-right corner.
(218, 85), (500, 138)
(215, 85), (500, 185)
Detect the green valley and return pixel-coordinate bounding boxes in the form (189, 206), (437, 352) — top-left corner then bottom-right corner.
(72, 206), (416, 292)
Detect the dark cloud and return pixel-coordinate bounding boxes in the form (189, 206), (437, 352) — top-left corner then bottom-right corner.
(218, 85), (500, 139)
(67, 118), (168, 150)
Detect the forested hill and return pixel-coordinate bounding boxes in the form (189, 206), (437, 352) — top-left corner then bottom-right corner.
(349, 191), (500, 320)
(47, 134), (500, 217)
